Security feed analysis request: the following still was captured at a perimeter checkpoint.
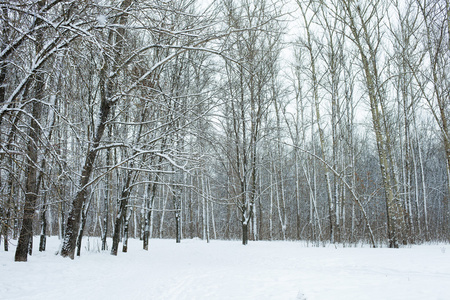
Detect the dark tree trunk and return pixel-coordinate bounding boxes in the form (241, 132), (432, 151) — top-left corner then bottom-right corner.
(76, 201), (89, 257)
(2, 178), (12, 251)
(101, 146), (111, 251)
(39, 234), (46, 252)
(242, 222), (248, 245)
(39, 202), (47, 252)
(61, 149), (106, 258)
(13, 218), (18, 239)
(28, 230), (33, 255)
(15, 218), (34, 262)
(175, 212), (181, 243)
(143, 212), (150, 250)
(59, 200), (65, 241)
(0, 7), (9, 105)
(14, 0), (47, 261)
(111, 187), (130, 256)
(2, 213), (7, 251)
(143, 198), (154, 250)
(14, 95), (42, 262)
(101, 200), (108, 251)
(0, 10), (11, 237)
(122, 210), (132, 253)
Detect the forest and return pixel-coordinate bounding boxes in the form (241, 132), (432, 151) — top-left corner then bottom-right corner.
(0, 0), (449, 262)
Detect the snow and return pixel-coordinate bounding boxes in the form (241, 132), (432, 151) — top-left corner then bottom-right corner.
(1, 237), (449, 300)
(97, 15), (107, 25)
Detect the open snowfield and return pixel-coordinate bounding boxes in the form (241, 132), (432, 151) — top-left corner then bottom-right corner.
(1, 237), (449, 300)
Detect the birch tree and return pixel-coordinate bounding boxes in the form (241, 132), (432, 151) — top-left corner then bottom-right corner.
(341, 0), (406, 247)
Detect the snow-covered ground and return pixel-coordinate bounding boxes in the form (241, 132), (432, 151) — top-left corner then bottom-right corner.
(1, 237), (449, 300)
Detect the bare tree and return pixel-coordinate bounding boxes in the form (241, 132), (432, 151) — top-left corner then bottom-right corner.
(60, 0), (133, 259)
(218, 0), (283, 244)
(340, 0), (406, 247)
(414, 0), (450, 240)
(14, 0), (62, 261)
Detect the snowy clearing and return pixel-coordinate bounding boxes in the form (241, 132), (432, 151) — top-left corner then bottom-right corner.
(1, 237), (449, 300)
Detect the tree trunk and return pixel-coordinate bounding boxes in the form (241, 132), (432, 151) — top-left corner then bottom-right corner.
(14, 0), (47, 261)
(175, 211), (181, 243)
(210, 201), (217, 240)
(111, 185), (131, 256)
(159, 186), (168, 239)
(14, 99), (41, 261)
(343, 1), (404, 247)
(143, 174), (157, 250)
(38, 197), (47, 252)
(295, 150), (301, 240)
(76, 198), (91, 257)
(2, 172), (13, 251)
(59, 197), (65, 241)
(0, 7), (8, 105)
(206, 192), (210, 243)
(14, 83), (42, 261)
(122, 210), (131, 253)
(101, 141), (111, 251)
(269, 171), (274, 241)
(242, 221), (248, 245)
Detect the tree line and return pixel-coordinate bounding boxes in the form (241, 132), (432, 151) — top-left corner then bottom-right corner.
(0, 0), (449, 261)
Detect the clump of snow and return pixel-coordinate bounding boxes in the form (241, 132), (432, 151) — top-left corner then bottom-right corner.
(1, 237), (449, 300)
(97, 15), (107, 25)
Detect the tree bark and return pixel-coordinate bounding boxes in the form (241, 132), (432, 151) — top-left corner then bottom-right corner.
(38, 197), (47, 252)
(242, 221), (248, 245)
(143, 176), (157, 250)
(122, 210), (131, 253)
(111, 181), (131, 256)
(101, 133), (112, 251)
(14, 1), (46, 259)
(15, 97), (42, 261)
(343, 1), (404, 247)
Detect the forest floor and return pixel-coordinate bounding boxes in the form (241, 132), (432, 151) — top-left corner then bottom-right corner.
(0, 236), (449, 300)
